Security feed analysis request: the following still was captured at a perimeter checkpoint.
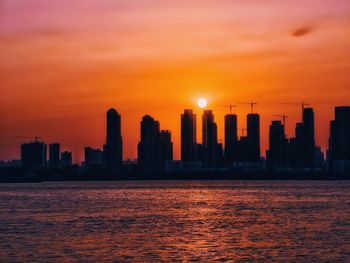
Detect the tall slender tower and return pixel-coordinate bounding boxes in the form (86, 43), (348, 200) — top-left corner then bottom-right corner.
(159, 130), (173, 165)
(224, 114), (238, 162)
(303, 108), (315, 167)
(104, 108), (123, 172)
(21, 141), (46, 169)
(329, 106), (350, 171)
(202, 110), (218, 167)
(138, 115), (160, 173)
(266, 120), (287, 170)
(181, 109), (197, 162)
(247, 113), (260, 162)
(49, 143), (60, 169)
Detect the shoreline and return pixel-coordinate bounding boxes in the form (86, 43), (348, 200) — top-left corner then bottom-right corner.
(0, 167), (349, 183)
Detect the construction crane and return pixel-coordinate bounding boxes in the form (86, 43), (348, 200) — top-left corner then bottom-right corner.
(275, 114), (288, 126)
(218, 104), (236, 114)
(238, 102), (258, 113)
(14, 136), (42, 142)
(282, 101), (310, 111)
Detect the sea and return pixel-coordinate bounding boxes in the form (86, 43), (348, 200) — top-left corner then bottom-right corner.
(0, 180), (349, 262)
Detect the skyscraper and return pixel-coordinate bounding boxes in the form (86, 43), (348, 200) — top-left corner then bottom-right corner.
(247, 113), (260, 162)
(85, 147), (103, 168)
(266, 120), (288, 170)
(303, 108), (315, 167)
(291, 122), (305, 167)
(287, 107), (316, 169)
(49, 143), (60, 169)
(329, 106), (350, 172)
(104, 108), (123, 172)
(158, 130), (173, 166)
(61, 151), (73, 167)
(202, 110), (218, 167)
(181, 109), (197, 162)
(21, 141), (46, 169)
(138, 115), (160, 173)
(224, 114), (238, 163)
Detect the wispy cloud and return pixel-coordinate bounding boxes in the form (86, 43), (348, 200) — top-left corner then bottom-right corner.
(292, 26), (313, 37)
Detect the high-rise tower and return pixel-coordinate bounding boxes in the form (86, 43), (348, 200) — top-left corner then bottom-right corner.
(138, 115), (160, 173)
(181, 109), (197, 162)
(303, 108), (315, 167)
(49, 143), (60, 169)
(202, 110), (218, 166)
(329, 106), (350, 172)
(247, 113), (260, 162)
(224, 114), (238, 163)
(266, 120), (287, 170)
(104, 108), (123, 172)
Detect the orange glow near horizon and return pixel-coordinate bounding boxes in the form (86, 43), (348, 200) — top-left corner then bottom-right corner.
(1, 1), (350, 163)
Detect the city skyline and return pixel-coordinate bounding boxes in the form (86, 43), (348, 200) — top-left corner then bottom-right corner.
(1, 0), (350, 162)
(2, 102), (349, 163)
(8, 104), (350, 175)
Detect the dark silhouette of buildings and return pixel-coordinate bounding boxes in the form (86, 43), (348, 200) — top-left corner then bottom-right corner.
(234, 136), (250, 162)
(288, 107), (315, 169)
(12, 105), (350, 177)
(21, 141), (46, 169)
(84, 147), (103, 168)
(138, 115), (159, 173)
(329, 106), (350, 172)
(61, 151), (72, 167)
(216, 142), (224, 165)
(202, 110), (218, 167)
(138, 115), (174, 172)
(49, 143), (60, 169)
(247, 113), (260, 162)
(224, 113), (261, 165)
(224, 114), (238, 163)
(159, 130), (173, 165)
(181, 109), (197, 162)
(303, 108), (315, 167)
(104, 108), (123, 172)
(266, 121), (288, 170)
(266, 107), (322, 171)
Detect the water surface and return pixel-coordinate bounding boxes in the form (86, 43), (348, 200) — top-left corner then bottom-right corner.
(0, 181), (349, 262)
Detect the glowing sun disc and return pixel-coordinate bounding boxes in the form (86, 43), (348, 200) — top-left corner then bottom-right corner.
(197, 98), (208, 109)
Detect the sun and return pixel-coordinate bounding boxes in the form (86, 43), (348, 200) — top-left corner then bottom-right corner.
(197, 98), (208, 109)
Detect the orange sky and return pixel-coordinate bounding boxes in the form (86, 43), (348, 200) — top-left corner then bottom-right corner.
(1, 0), (350, 163)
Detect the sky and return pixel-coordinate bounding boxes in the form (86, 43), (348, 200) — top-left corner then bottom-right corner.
(0, 0), (350, 162)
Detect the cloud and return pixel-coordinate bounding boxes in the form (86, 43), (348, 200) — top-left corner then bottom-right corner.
(292, 26), (313, 37)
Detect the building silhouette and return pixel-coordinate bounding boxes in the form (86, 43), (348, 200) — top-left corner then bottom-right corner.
(61, 151), (72, 167)
(158, 130), (173, 166)
(224, 114), (238, 163)
(138, 115), (174, 172)
(138, 115), (160, 173)
(84, 147), (103, 168)
(303, 108), (315, 167)
(288, 107), (315, 169)
(235, 136), (249, 162)
(13, 105), (350, 176)
(216, 142), (224, 165)
(103, 108), (123, 172)
(181, 109), (197, 162)
(247, 113), (260, 162)
(202, 110), (218, 167)
(49, 143), (60, 169)
(266, 121), (288, 170)
(329, 106), (350, 172)
(21, 141), (46, 169)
